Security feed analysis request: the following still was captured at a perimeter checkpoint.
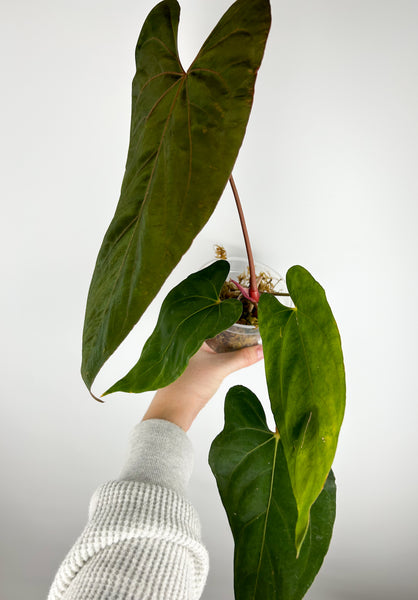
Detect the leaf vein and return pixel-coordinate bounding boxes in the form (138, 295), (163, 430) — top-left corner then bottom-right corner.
(191, 29), (250, 66)
(133, 301), (225, 380)
(253, 436), (279, 598)
(228, 436), (275, 493)
(139, 71), (184, 93)
(188, 67), (230, 91)
(142, 36), (180, 63)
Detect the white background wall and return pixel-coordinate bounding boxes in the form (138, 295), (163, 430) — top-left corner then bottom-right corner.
(1, 0), (417, 598)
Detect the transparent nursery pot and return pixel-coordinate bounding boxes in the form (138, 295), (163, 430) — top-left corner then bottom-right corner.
(206, 257), (288, 353)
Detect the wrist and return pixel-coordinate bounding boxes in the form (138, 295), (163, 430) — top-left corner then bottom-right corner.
(142, 388), (203, 432)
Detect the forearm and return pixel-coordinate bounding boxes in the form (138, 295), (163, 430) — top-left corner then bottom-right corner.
(118, 418), (194, 495)
(47, 420), (209, 600)
(47, 343), (262, 599)
(142, 388), (206, 432)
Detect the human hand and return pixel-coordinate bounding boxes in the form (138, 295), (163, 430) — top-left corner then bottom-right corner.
(142, 342), (264, 431)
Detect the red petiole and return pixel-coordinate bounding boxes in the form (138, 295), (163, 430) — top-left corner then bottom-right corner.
(229, 174), (260, 303)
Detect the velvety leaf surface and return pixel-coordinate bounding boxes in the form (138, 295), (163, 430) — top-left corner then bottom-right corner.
(103, 261), (241, 395)
(81, 0), (271, 391)
(209, 385), (336, 600)
(258, 266), (345, 554)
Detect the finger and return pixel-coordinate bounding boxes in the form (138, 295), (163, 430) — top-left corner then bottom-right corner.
(218, 344), (264, 376)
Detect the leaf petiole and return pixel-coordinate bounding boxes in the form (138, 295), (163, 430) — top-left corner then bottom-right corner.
(229, 174), (260, 302)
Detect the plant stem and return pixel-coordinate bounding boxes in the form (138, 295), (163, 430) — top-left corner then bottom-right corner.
(229, 174), (260, 302)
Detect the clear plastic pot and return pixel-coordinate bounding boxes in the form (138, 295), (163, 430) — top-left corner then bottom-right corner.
(206, 257), (289, 353)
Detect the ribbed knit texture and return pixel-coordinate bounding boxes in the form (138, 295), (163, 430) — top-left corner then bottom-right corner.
(47, 420), (209, 599)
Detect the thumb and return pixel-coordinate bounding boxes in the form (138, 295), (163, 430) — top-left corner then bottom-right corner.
(219, 344), (264, 377)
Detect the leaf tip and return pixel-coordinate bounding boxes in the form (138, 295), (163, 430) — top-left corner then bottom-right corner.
(295, 513), (310, 557)
(89, 389), (105, 403)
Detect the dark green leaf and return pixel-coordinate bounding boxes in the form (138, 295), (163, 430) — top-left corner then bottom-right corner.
(258, 266), (345, 554)
(103, 260), (241, 395)
(81, 0), (271, 391)
(209, 385), (336, 600)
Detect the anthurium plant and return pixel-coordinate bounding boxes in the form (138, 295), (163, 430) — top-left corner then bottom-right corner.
(81, 1), (346, 598)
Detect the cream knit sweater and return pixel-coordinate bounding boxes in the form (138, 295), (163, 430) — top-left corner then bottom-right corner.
(47, 419), (209, 599)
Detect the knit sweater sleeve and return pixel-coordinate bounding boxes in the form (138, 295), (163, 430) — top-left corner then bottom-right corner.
(47, 419), (209, 600)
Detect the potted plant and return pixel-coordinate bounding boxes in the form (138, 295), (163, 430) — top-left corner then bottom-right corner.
(205, 252), (286, 352)
(81, 1), (346, 598)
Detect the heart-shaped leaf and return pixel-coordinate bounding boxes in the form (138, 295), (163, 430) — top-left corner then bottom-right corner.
(103, 260), (242, 395)
(209, 385), (336, 600)
(81, 0), (271, 392)
(258, 266), (345, 555)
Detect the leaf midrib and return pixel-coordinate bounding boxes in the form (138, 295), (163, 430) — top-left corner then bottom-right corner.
(253, 434), (279, 598)
(136, 297), (234, 381)
(101, 76), (187, 347)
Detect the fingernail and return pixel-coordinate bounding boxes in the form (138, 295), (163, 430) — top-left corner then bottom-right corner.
(256, 345), (264, 359)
